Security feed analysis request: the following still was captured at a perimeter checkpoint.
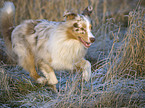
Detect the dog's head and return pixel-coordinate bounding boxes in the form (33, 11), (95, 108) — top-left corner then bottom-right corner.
(64, 6), (95, 48)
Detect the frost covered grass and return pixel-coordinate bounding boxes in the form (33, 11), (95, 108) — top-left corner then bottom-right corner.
(0, 0), (145, 107)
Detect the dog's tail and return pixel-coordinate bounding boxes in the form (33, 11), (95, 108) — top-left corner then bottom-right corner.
(0, 2), (16, 62)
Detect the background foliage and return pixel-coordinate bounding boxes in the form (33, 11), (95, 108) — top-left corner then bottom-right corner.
(0, 0), (145, 107)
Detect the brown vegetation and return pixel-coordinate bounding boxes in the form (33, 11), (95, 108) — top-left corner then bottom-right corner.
(0, 0), (144, 107)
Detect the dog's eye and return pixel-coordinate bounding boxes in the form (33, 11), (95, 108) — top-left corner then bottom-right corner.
(81, 28), (84, 31)
(73, 23), (79, 28)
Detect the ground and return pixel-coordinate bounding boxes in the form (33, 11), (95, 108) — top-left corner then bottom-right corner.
(0, 0), (145, 107)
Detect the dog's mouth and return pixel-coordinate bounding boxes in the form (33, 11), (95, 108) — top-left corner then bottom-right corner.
(78, 37), (91, 48)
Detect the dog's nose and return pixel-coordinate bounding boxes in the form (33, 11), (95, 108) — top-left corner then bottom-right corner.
(90, 37), (95, 43)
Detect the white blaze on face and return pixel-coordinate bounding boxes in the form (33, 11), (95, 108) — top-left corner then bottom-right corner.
(82, 16), (95, 42)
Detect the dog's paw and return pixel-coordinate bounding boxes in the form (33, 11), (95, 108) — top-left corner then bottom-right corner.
(47, 72), (58, 85)
(36, 77), (47, 84)
(83, 69), (91, 82)
(82, 61), (91, 82)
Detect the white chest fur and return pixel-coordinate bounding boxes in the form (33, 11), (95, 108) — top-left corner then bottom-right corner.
(48, 32), (87, 70)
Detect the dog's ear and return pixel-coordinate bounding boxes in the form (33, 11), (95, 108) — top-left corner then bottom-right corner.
(82, 6), (93, 16)
(63, 10), (77, 20)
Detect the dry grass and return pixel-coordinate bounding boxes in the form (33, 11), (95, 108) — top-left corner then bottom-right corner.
(105, 7), (145, 79)
(0, 0), (140, 26)
(0, 0), (145, 107)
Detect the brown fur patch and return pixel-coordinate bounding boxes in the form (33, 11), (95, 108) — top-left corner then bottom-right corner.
(0, 9), (17, 62)
(19, 50), (40, 80)
(79, 33), (89, 43)
(66, 25), (89, 42)
(66, 27), (78, 40)
(67, 14), (76, 20)
(82, 23), (87, 29)
(64, 12), (77, 20)
(25, 20), (41, 35)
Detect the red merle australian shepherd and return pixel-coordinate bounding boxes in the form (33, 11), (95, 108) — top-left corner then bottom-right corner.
(0, 2), (95, 91)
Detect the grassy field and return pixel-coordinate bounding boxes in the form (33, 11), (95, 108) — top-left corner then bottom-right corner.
(0, 0), (145, 107)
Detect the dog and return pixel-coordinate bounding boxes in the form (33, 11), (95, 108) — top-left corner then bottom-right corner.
(0, 2), (95, 90)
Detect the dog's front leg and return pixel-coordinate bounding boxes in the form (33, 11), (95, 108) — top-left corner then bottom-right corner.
(39, 62), (58, 91)
(75, 59), (91, 82)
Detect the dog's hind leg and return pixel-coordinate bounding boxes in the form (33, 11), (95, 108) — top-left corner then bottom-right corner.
(17, 50), (48, 84)
(18, 52), (43, 82)
(39, 61), (58, 90)
(13, 41), (42, 83)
